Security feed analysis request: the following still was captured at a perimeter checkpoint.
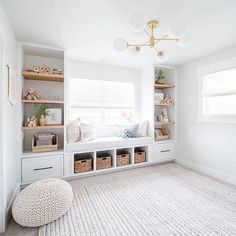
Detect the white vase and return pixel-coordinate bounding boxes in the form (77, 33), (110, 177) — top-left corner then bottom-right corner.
(66, 120), (80, 142)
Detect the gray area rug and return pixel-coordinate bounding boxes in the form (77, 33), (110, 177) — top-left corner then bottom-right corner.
(39, 164), (236, 236)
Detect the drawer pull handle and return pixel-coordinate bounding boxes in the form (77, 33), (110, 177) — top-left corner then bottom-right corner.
(33, 167), (53, 171)
(161, 150), (170, 153)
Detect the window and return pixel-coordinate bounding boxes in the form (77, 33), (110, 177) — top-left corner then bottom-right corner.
(198, 57), (236, 123)
(69, 78), (135, 127)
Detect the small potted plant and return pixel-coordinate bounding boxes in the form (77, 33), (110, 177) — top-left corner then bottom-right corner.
(34, 104), (48, 126)
(155, 70), (165, 84)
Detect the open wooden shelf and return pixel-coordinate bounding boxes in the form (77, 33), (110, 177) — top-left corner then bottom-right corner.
(22, 125), (64, 131)
(154, 103), (175, 106)
(154, 84), (175, 90)
(154, 122), (175, 125)
(22, 99), (64, 104)
(155, 139), (175, 143)
(22, 71), (64, 82)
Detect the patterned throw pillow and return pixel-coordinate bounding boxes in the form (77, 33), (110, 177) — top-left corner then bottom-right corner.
(122, 124), (139, 139)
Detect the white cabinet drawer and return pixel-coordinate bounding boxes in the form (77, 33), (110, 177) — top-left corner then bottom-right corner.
(22, 155), (63, 183)
(154, 143), (175, 161)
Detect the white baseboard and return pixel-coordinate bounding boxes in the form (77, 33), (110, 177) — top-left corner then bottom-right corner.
(176, 159), (236, 186)
(5, 183), (20, 228)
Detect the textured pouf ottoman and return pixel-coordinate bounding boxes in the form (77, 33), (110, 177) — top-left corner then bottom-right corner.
(12, 178), (73, 227)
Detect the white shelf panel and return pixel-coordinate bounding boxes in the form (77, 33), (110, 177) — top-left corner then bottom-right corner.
(22, 149), (64, 159)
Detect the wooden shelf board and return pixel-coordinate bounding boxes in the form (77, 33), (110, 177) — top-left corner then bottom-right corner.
(155, 139), (175, 143)
(154, 84), (175, 89)
(22, 125), (64, 131)
(154, 122), (175, 125)
(154, 103), (175, 106)
(22, 71), (64, 82)
(22, 99), (64, 104)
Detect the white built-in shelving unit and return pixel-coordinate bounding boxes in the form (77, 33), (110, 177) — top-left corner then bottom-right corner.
(152, 65), (176, 162)
(19, 44), (66, 184)
(19, 43), (176, 185)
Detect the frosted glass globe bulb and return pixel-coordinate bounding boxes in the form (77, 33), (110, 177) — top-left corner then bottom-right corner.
(113, 38), (128, 51)
(129, 12), (146, 32)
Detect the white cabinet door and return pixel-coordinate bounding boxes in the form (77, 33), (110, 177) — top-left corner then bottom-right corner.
(22, 154), (63, 183)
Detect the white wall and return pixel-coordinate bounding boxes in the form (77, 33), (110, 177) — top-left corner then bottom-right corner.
(177, 45), (236, 185)
(0, 3), (20, 233)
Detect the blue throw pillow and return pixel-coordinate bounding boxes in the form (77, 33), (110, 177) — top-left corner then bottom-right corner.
(122, 124), (139, 139)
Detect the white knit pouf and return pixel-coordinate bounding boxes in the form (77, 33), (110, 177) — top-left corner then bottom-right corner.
(12, 178), (73, 227)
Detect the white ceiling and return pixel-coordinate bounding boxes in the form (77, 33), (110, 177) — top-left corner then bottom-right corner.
(1, 0), (236, 68)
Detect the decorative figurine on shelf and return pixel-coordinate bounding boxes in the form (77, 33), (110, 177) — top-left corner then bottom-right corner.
(161, 94), (175, 105)
(25, 116), (37, 127)
(33, 66), (40, 73)
(39, 64), (51, 74)
(52, 68), (58, 74)
(23, 88), (41, 100)
(57, 69), (63, 75)
(162, 107), (169, 122)
(155, 70), (165, 84)
(31, 64), (63, 75)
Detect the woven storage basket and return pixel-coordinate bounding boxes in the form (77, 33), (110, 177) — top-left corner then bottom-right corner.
(134, 150), (146, 164)
(32, 135), (58, 153)
(155, 128), (169, 141)
(96, 153), (112, 170)
(74, 154), (93, 173)
(117, 151), (130, 167)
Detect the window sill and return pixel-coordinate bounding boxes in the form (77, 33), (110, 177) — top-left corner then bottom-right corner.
(197, 115), (236, 124)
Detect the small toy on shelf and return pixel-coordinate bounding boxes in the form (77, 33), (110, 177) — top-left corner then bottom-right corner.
(25, 116), (37, 127)
(23, 88), (41, 100)
(33, 66), (39, 73)
(39, 64), (51, 74)
(52, 68), (58, 74)
(57, 69), (63, 75)
(30, 65), (63, 75)
(160, 107), (169, 122)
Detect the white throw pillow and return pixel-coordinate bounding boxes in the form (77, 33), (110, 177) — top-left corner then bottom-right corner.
(80, 121), (95, 142)
(137, 120), (149, 137)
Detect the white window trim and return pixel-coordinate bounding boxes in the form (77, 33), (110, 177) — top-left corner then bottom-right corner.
(198, 57), (236, 124)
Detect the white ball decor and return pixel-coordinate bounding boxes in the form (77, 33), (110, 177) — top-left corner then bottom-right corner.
(168, 19), (186, 38)
(157, 51), (168, 62)
(129, 12), (146, 32)
(12, 178), (73, 227)
(128, 46), (141, 55)
(113, 38), (128, 51)
(177, 32), (192, 47)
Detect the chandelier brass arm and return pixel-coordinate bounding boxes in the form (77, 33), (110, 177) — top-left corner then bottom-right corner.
(113, 16), (192, 61)
(127, 21), (179, 53)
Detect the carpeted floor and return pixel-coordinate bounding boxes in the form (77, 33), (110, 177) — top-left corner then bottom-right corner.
(39, 163), (236, 236)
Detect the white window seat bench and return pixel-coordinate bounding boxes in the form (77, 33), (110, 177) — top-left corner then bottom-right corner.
(66, 136), (153, 153)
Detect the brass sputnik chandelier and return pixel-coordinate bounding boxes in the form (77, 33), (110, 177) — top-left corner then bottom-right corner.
(114, 13), (192, 61)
